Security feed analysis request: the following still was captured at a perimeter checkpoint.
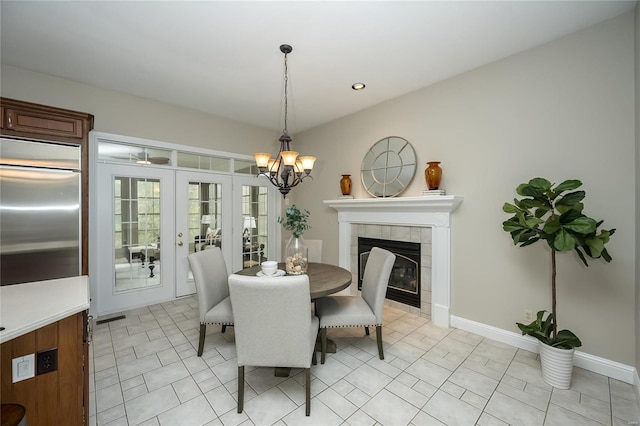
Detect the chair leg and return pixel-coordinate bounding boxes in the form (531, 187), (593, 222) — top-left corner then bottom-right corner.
(365, 326), (370, 336)
(305, 367), (311, 416)
(237, 366), (244, 413)
(198, 324), (206, 357)
(376, 325), (384, 360)
(221, 325), (227, 333)
(312, 349), (317, 365)
(321, 328), (327, 364)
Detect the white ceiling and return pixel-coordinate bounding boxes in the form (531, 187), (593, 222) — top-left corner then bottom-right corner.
(1, 1), (635, 133)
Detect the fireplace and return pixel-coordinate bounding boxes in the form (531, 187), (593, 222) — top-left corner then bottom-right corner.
(324, 196), (463, 327)
(358, 237), (420, 308)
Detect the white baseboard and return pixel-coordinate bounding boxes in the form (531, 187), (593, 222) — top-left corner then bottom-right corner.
(450, 315), (637, 385)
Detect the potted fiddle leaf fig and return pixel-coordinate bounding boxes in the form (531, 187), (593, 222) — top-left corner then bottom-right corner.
(502, 177), (614, 389)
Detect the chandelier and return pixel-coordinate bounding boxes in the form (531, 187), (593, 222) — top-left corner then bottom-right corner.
(254, 44), (316, 197)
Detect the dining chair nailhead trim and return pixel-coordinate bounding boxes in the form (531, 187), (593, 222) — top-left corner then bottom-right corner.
(321, 323), (380, 328)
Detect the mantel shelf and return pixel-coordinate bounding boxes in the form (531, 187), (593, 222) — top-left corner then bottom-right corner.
(323, 195), (463, 213)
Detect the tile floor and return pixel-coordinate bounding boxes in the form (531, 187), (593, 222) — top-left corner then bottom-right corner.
(89, 296), (640, 426)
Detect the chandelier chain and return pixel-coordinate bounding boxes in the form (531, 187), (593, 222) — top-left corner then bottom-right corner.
(283, 51), (288, 134)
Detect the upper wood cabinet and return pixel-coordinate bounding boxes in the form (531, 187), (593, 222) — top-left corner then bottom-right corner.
(0, 98), (93, 143)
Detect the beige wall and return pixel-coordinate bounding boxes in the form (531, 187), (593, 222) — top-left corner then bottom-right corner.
(293, 13), (636, 364)
(1, 13), (636, 365)
(0, 65), (276, 155)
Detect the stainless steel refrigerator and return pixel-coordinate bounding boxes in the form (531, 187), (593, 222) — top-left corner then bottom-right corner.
(1, 137), (81, 285)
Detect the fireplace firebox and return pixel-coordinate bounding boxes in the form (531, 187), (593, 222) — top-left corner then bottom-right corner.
(358, 237), (420, 308)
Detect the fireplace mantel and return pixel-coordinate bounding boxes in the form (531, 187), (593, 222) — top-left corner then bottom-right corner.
(324, 196), (463, 328)
(324, 195), (462, 212)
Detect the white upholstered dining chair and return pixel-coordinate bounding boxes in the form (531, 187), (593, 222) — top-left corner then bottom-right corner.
(228, 273), (319, 416)
(314, 247), (396, 364)
(187, 247), (234, 357)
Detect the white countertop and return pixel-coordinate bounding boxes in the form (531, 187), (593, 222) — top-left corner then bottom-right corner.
(0, 276), (90, 344)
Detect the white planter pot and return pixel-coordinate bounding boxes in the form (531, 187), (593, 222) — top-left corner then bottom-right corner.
(539, 341), (574, 389)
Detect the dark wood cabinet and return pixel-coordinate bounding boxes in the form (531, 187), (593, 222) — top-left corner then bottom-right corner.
(0, 98), (94, 276)
(2, 105), (86, 139)
(0, 98), (91, 142)
(0, 311), (90, 426)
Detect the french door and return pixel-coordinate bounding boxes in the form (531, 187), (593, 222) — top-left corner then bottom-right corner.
(175, 173), (280, 297)
(232, 175), (281, 273)
(95, 163), (176, 314)
(175, 171), (232, 297)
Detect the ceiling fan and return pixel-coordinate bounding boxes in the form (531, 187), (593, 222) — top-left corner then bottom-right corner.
(133, 150), (170, 165)
(106, 149), (169, 165)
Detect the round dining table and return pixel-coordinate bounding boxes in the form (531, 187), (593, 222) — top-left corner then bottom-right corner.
(237, 262), (352, 300)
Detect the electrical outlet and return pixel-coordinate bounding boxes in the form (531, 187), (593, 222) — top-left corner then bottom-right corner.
(36, 348), (58, 375)
(524, 309), (533, 322)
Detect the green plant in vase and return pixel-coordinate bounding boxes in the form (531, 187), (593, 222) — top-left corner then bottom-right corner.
(278, 205), (311, 274)
(502, 177), (614, 388)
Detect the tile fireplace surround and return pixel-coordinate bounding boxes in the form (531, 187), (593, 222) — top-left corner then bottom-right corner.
(324, 196), (463, 329)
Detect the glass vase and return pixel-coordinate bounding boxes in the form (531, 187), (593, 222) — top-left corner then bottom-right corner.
(285, 235), (308, 275)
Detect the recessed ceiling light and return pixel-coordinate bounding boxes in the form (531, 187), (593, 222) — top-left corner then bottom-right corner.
(352, 82), (366, 91)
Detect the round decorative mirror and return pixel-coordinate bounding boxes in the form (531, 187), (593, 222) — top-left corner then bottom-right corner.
(360, 136), (417, 197)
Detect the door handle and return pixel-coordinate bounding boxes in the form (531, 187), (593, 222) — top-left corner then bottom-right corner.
(177, 241), (183, 246)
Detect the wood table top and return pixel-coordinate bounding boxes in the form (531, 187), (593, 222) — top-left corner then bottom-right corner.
(237, 262), (352, 299)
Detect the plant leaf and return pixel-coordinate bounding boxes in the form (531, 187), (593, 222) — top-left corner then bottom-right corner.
(554, 179), (582, 193)
(551, 329), (582, 349)
(519, 237), (540, 247)
(556, 191), (586, 206)
(543, 218), (561, 234)
(528, 178), (552, 190)
(502, 203), (518, 214)
(519, 185), (545, 198)
(585, 237), (605, 258)
(519, 198), (546, 209)
(564, 217), (597, 235)
(554, 229), (576, 251)
(575, 248), (589, 266)
(502, 219), (524, 233)
(524, 217), (544, 229)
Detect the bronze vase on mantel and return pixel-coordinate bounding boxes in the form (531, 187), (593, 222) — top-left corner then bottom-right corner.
(340, 174), (352, 195)
(425, 162), (442, 190)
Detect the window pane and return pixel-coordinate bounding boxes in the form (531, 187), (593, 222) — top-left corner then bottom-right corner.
(177, 152), (231, 172)
(242, 184), (269, 269)
(235, 160), (258, 175)
(114, 176), (161, 293)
